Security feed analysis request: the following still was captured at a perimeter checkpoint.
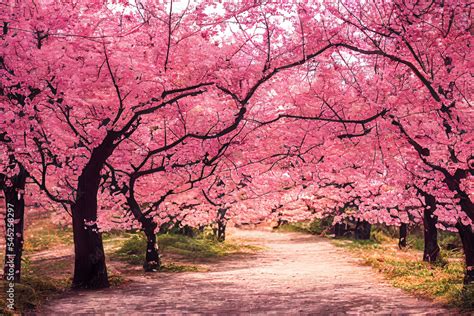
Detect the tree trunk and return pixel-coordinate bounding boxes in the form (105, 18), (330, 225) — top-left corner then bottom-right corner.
(422, 195), (440, 263)
(354, 220), (371, 240)
(455, 180), (474, 284)
(142, 219), (160, 272)
(71, 203), (108, 289)
(272, 212), (288, 229)
(217, 221), (226, 242)
(71, 138), (116, 289)
(276, 218), (288, 228)
(399, 223), (408, 249)
(126, 191), (161, 272)
(456, 223), (474, 285)
(2, 165), (27, 282)
(178, 225), (195, 237)
(216, 207), (227, 242)
(334, 222), (347, 237)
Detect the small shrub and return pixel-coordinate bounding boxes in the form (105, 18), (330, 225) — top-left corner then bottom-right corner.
(113, 234), (147, 265)
(275, 222), (309, 233)
(371, 229), (392, 244)
(439, 232), (463, 252)
(308, 217), (334, 235)
(455, 284), (474, 309)
(277, 218), (334, 235)
(108, 275), (125, 286)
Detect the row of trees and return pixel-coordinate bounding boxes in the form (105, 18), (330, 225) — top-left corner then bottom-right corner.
(1, 0), (472, 288)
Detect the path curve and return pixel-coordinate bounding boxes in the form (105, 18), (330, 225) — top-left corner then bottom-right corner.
(40, 229), (449, 315)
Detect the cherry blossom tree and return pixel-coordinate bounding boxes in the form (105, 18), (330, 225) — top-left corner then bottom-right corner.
(1, 0), (223, 288)
(1, 0), (472, 287)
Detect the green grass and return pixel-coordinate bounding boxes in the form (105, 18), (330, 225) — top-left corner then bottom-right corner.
(111, 235), (145, 265)
(159, 233), (258, 258)
(333, 238), (381, 250)
(0, 276), (64, 315)
(276, 222), (312, 233)
(277, 217), (334, 235)
(0, 272), (125, 314)
(404, 230), (464, 258)
(112, 232), (260, 268)
(278, 219), (472, 309)
(0, 261), (71, 314)
(160, 263), (200, 272)
(331, 230), (473, 310)
(23, 220), (73, 253)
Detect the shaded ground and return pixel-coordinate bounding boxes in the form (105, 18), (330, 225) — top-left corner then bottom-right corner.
(39, 229), (450, 315)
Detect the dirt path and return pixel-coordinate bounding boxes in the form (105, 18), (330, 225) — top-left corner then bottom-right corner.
(40, 229), (449, 315)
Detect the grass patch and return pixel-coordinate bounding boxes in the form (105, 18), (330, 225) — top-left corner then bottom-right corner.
(160, 263), (200, 272)
(108, 274), (126, 286)
(159, 233), (257, 258)
(278, 219), (472, 309)
(112, 235), (145, 265)
(112, 232), (260, 267)
(331, 233), (473, 310)
(23, 220), (73, 253)
(0, 271), (70, 314)
(276, 222), (312, 233)
(405, 230), (463, 257)
(277, 217), (334, 235)
(333, 238), (381, 250)
(0, 260), (71, 315)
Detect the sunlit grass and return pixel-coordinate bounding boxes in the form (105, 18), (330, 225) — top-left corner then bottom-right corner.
(277, 217), (334, 235)
(111, 232), (261, 268)
(280, 219), (472, 309)
(332, 232), (473, 309)
(23, 220), (73, 253)
(0, 256), (71, 314)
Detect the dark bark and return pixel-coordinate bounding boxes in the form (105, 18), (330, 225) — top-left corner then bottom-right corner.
(456, 223), (474, 285)
(334, 222), (348, 237)
(422, 194), (440, 263)
(271, 211), (288, 229)
(71, 136), (117, 289)
(2, 165), (27, 282)
(71, 206), (108, 289)
(399, 223), (408, 249)
(217, 221), (226, 242)
(143, 219), (160, 272)
(216, 207), (227, 242)
(354, 220), (371, 240)
(453, 175), (474, 284)
(422, 211), (440, 263)
(443, 170), (474, 223)
(126, 185), (161, 272)
(275, 218), (288, 228)
(179, 225), (195, 237)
